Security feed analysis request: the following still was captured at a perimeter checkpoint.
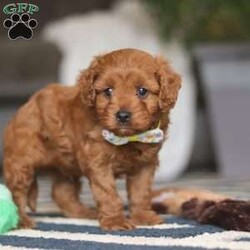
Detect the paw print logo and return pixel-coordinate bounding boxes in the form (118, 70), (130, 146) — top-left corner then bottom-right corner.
(3, 13), (38, 40)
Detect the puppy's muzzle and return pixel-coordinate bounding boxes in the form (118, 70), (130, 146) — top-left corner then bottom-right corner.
(116, 110), (131, 124)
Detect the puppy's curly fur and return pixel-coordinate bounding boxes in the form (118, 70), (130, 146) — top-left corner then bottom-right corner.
(3, 48), (181, 230)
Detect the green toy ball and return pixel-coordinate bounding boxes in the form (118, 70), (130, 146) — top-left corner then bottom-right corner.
(0, 184), (19, 234)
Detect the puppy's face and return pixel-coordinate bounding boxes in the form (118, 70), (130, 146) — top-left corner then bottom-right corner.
(94, 69), (160, 136)
(79, 49), (181, 136)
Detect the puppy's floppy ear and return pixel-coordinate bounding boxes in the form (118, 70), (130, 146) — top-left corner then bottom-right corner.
(155, 56), (182, 112)
(77, 56), (102, 107)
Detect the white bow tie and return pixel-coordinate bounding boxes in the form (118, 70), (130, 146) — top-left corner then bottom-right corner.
(102, 123), (164, 146)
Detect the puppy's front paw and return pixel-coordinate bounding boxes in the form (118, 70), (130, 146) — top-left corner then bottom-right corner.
(100, 215), (136, 231)
(130, 210), (163, 226)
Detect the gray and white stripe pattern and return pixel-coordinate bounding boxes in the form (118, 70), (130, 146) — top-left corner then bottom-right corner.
(1, 175), (249, 249)
(1, 215), (250, 250)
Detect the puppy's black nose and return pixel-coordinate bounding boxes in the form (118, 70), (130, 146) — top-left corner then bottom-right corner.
(116, 110), (131, 123)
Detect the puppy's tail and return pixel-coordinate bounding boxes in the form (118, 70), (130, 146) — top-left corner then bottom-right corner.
(151, 188), (250, 232)
(28, 177), (38, 212)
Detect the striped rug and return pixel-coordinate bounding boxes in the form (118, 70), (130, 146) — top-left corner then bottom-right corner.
(1, 175), (249, 249)
(1, 214), (250, 250)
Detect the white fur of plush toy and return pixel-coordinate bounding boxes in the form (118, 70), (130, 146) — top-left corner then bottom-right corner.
(42, 0), (196, 181)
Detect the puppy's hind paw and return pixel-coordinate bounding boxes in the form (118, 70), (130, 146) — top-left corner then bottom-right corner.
(19, 216), (36, 229)
(64, 206), (98, 220)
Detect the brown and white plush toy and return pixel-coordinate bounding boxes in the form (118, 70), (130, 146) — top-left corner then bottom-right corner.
(151, 188), (250, 232)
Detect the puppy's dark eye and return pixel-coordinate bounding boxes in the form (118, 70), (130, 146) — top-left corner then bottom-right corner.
(137, 87), (148, 98)
(103, 88), (113, 98)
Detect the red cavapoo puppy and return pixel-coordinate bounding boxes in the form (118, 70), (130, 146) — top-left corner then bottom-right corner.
(3, 48), (181, 230)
